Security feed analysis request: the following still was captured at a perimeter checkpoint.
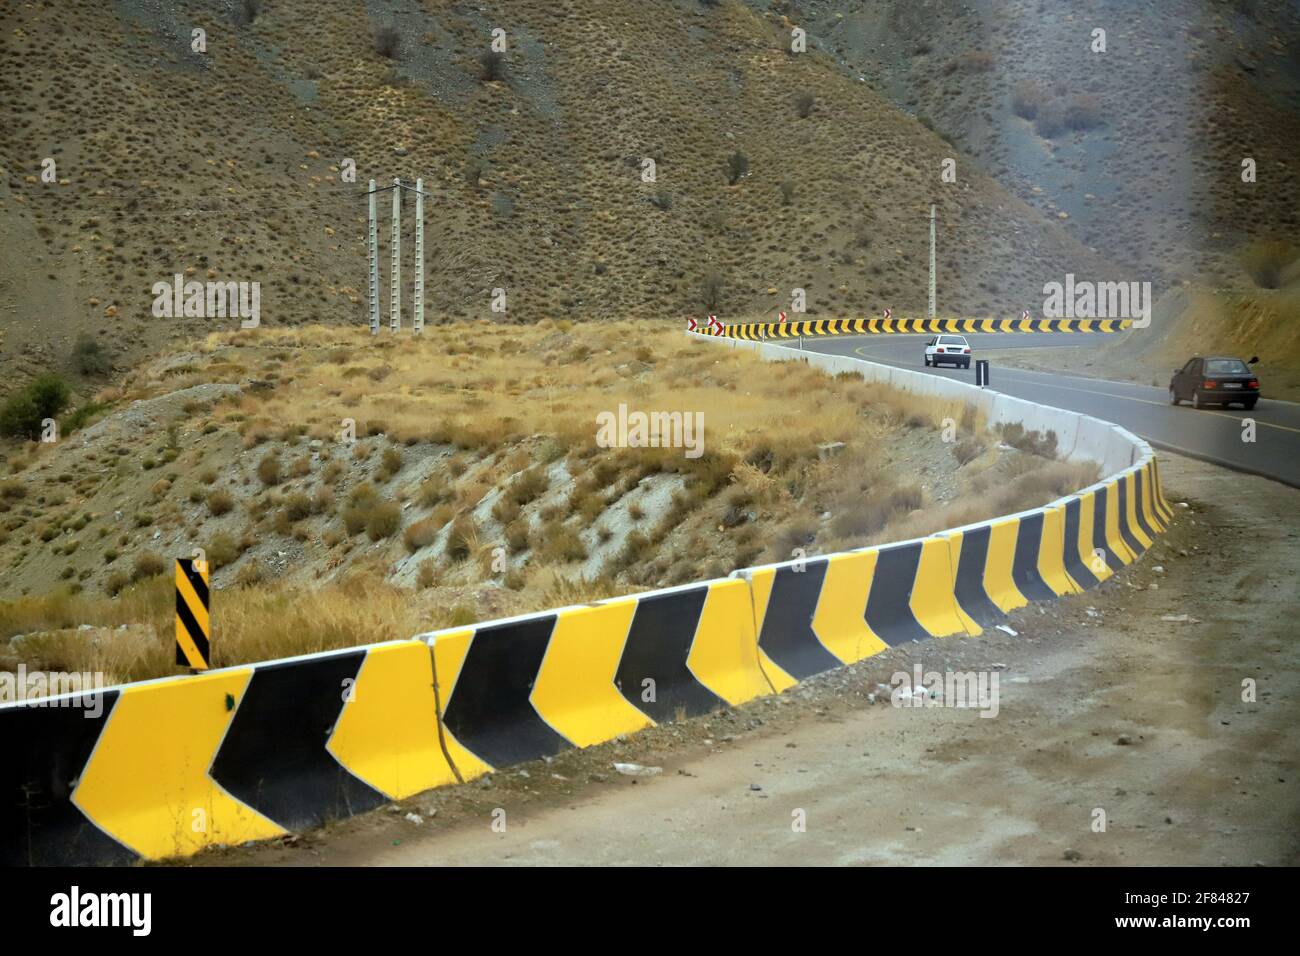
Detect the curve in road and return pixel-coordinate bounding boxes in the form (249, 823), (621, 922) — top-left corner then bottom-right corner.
(804, 333), (1300, 488)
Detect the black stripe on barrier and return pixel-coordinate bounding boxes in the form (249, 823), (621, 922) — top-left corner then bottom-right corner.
(1062, 498), (1101, 590)
(209, 650), (386, 830)
(0, 692), (132, 866)
(441, 616), (570, 768)
(617, 586), (724, 722)
(1010, 512), (1058, 601)
(951, 526), (1006, 625)
(755, 561), (841, 680)
(863, 542), (932, 645)
(1133, 469), (1158, 539)
(1115, 476), (1145, 557)
(1091, 485), (1125, 568)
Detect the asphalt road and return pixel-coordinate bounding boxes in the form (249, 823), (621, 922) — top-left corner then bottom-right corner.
(804, 333), (1300, 488)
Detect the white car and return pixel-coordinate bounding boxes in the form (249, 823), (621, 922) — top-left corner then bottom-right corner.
(924, 334), (972, 369)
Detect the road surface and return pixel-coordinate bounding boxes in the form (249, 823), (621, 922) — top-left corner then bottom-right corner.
(804, 333), (1300, 488)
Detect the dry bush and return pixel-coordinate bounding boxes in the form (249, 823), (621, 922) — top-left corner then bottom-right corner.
(1034, 101), (1067, 138)
(445, 515), (479, 562)
(506, 466), (549, 506)
(131, 550), (166, 582)
(794, 91), (815, 118)
(1063, 94), (1102, 130)
(207, 488), (235, 516)
(532, 520), (587, 564)
(256, 452), (282, 486)
(373, 25), (402, 60)
(1240, 239), (1300, 289)
(366, 501), (401, 540)
(403, 517), (439, 552)
(416, 559), (437, 589)
(375, 446), (403, 481)
(952, 436), (986, 466)
(1012, 79), (1047, 119)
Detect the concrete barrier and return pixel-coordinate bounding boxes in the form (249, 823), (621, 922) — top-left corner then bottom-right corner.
(0, 331), (1172, 865)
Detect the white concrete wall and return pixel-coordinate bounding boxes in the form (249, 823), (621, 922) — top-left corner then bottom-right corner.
(687, 331), (1150, 476)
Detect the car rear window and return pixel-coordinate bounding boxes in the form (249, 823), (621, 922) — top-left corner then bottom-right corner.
(1205, 359), (1250, 375)
(938, 336), (966, 345)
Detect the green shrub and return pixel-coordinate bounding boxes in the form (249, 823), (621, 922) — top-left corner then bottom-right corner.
(72, 335), (111, 375)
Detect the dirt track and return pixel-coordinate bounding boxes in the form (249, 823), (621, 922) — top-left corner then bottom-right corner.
(204, 453), (1300, 867)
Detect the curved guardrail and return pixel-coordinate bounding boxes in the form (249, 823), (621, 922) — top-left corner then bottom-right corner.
(0, 336), (1170, 865)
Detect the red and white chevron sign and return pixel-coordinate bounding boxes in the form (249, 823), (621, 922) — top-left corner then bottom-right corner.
(882, 307), (893, 320)
(1020, 309), (1030, 322)
(687, 317), (699, 332)
(707, 315), (722, 334)
(777, 311), (787, 323)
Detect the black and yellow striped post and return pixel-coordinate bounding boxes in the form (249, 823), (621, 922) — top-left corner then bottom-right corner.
(175, 557), (211, 671)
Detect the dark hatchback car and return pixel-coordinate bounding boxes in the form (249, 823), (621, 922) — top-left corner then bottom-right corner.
(1169, 356), (1260, 410)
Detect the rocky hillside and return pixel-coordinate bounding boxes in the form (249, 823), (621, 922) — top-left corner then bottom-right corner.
(769, 0), (1300, 286)
(0, 0), (1116, 394)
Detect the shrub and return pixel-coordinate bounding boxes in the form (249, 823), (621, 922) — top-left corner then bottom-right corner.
(282, 492), (312, 522)
(416, 559), (437, 589)
(418, 475), (449, 507)
(726, 150), (749, 185)
(0, 374), (71, 439)
(533, 522), (587, 564)
(779, 179), (795, 205)
(1011, 79), (1046, 120)
(1240, 239), (1300, 289)
(952, 437), (986, 466)
(374, 25), (402, 59)
(1033, 101), (1067, 138)
(366, 501), (401, 540)
(1063, 94), (1102, 130)
(256, 452), (282, 486)
(794, 91), (815, 118)
(376, 446), (403, 481)
(104, 571), (130, 596)
(131, 551), (167, 582)
(480, 50), (505, 81)
(702, 272), (724, 310)
(72, 335), (110, 375)
(403, 517), (439, 552)
(507, 466), (549, 506)
(207, 488), (235, 516)
(445, 515), (478, 562)
(207, 532), (242, 568)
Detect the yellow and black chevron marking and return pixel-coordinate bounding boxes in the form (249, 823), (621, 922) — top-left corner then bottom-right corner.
(0, 457), (1172, 865)
(175, 557), (210, 670)
(432, 578), (770, 769)
(711, 317), (1132, 340)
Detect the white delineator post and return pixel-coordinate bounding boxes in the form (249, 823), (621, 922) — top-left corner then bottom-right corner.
(414, 177), (424, 333)
(928, 203), (937, 319)
(367, 179), (379, 335)
(390, 177), (401, 332)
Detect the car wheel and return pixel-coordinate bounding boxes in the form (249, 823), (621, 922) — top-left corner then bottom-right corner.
(1244, 399), (1258, 410)
(1192, 390), (1204, 409)
(1169, 387), (1180, 406)
(924, 356), (931, 367)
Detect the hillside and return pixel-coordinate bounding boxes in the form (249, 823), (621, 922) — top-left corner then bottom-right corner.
(0, 0), (1116, 395)
(772, 0), (1300, 286)
(0, 320), (1090, 688)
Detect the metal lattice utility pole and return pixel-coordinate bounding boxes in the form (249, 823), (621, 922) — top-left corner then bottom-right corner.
(928, 203), (937, 318)
(413, 177), (424, 333)
(367, 179), (379, 335)
(389, 177), (401, 332)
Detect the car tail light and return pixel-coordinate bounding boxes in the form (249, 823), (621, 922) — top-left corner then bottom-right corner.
(1204, 379), (1217, 388)
(1249, 379), (1259, 389)
(964, 348), (971, 353)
